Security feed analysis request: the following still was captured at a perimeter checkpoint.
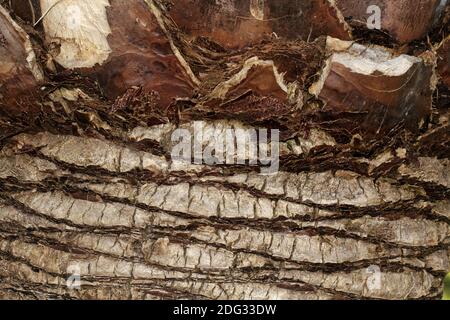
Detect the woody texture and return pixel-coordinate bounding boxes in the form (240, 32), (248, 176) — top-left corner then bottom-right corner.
(0, 0), (449, 300)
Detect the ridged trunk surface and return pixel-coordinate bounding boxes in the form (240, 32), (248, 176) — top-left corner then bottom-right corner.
(0, 0), (449, 300)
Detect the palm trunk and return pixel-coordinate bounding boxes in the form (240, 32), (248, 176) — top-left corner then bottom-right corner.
(0, 0), (449, 300)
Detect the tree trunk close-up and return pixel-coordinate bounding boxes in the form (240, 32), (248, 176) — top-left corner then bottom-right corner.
(0, 0), (449, 300)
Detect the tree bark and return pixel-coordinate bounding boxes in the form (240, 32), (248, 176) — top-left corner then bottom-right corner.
(0, 0), (449, 300)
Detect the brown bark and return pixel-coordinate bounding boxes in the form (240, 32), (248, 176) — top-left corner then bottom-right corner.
(337, 0), (447, 43)
(309, 37), (434, 136)
(438, 36), (450, 88)
(0, 5), (43, 114)
(168, 0), (351, 49)
(0, 0), (449, 300)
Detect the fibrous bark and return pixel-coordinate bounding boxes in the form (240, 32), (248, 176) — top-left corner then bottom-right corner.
(0, 0), (449, 300)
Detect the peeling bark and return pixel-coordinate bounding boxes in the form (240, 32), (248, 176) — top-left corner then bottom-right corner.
(0, 0), (449, 300)
(309, 37), (434, 135)
(337, 0), (447, 43)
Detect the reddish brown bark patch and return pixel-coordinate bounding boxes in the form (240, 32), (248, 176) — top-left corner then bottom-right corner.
(337, 0), (446, 43)
(437, 36), (450, 88)
(169, 0), (350, 49)
(93, 0), (195, 106)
